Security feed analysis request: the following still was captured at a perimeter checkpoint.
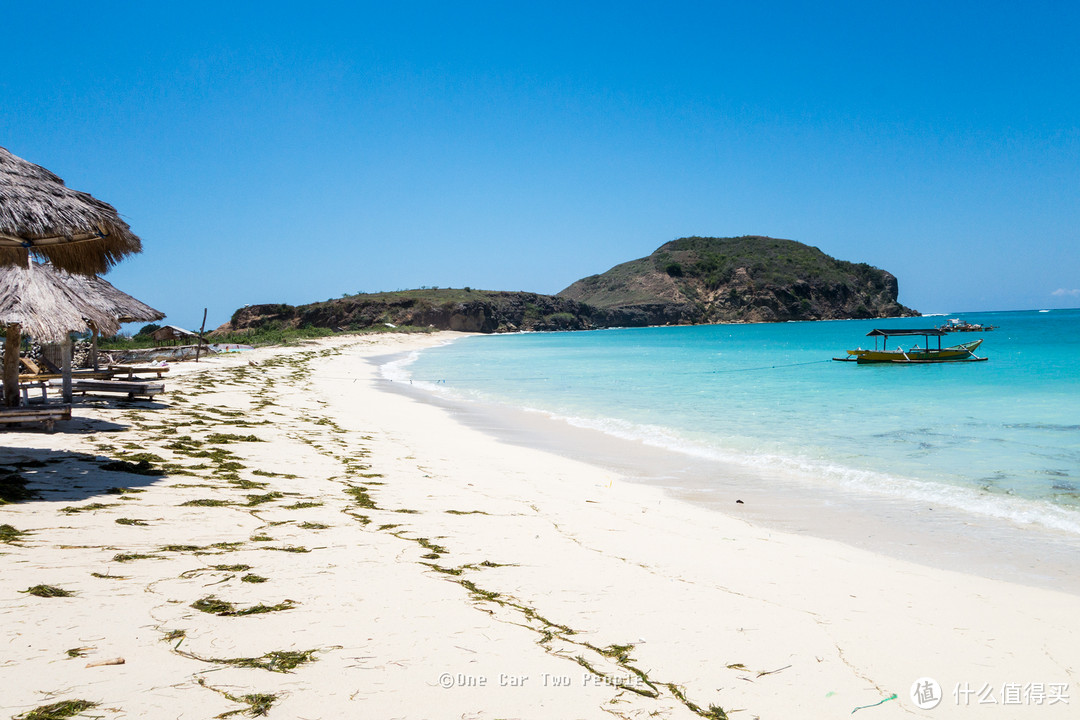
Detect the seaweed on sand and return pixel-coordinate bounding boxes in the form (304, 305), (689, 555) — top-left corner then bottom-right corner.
(344, 485), (377, 509)
(227, 650), (316, 672)
(60, 503), (119, 514)
(222, 693), (277, 718)
(191, 595), (297, 616)
(100, 459), (164, 476)
(181, 648), (317, 673)
(21, 584), (74, 598)
(0, 473), (36, 504)
(205, 433), (265, 444)
(162, 629), (186, 644)
(112, 552), (158, 562)
(245, 492), (284, 506)
(197, 678), (278, 718)
(0, 523), (29, 543)
(105, 486), (147, 495)
(285, 500), (322, 509)
(13, 699), (99, 719)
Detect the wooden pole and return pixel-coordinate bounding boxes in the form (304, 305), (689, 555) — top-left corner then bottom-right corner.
(61, 337), (73, 403)
(195, 308), (207, 362)
(90, 324), (100, 370)
(5, 256), (31, 406)
(3, 324), (22, 407)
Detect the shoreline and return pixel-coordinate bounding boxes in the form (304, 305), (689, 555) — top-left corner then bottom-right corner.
(2, 332), (1077, 718)
(378, 338), (1080, 596)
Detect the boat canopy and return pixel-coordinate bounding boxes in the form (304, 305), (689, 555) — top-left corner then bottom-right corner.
(866, 328), (948, 337)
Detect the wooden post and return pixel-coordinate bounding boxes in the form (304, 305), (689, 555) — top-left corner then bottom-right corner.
(61, 337), (73, 403)
(195, 308), (207, 362)
(90, 324), (100, 370)
(3, 324), (21, 407)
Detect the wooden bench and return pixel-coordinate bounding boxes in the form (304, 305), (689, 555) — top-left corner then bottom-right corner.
(0, 405), (71, 432)
(104, 364), (170, 379)
(49, 378), (165, 401)
(18, 380), (49, 404)
(19, 366), (171, 383)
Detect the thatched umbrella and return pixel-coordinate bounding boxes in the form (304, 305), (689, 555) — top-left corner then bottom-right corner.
(51, 268), (165, 369)
(0, 264), (121, 405)
(0, 146), (142, 274)
(1, 146), (145, 407)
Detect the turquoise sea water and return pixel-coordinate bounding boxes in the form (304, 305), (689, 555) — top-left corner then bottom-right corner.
(393, 310), (1080, 534)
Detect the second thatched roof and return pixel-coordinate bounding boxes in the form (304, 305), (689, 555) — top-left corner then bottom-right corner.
(0, 264), (121, 342)
(0, 146), (143, 274)
(51, 269), (164, 324)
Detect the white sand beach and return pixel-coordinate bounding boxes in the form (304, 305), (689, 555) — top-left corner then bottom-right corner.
(1, 332), (1076, 719)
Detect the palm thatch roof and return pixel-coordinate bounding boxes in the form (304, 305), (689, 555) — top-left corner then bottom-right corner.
(0, 264), (120, 342)
(51, 269), (164, 324)
(0, 146), (142, 274)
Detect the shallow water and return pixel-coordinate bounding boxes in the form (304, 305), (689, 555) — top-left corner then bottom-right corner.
(395, 310), (1080, 536)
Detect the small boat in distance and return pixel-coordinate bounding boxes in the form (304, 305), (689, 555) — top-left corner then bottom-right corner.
(936, 318), (998, 332)
(834, 328), (988, 364)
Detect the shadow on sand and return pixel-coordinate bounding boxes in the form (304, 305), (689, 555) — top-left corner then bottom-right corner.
(71, 397), (170, 413)
(1, 446), (169, 504)
(1, 395), (169, 435)
(1, 415), (130, 435)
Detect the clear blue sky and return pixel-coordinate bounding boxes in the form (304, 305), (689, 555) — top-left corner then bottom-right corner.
(4, 1), (1078, 330)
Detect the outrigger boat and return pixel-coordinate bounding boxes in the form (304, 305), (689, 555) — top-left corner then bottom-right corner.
(834, 328), (987, 364)
(936, 318), (998, 332)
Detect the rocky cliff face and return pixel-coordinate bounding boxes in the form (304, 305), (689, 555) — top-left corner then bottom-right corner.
(558, 236), (917, 324)
(224, 291), (602, 335)
(223, 236), (917, 335)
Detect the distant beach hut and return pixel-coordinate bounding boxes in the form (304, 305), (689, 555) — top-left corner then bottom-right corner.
(0, 146), (144, 406)
(151, 325), (197, 345)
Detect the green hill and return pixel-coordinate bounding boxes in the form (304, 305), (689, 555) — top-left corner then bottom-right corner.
(558, 236), (917, 324)
(222, 236), (917, 336)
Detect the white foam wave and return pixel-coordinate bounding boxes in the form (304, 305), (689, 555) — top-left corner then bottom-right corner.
(378, 345), (488, 400)
(524, 408), (1080, 536)
(379, 350), (420, 383)
(378, 335), (464, 384)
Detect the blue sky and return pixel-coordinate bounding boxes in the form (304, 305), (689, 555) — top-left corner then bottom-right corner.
(4, 1), (1078, 330)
